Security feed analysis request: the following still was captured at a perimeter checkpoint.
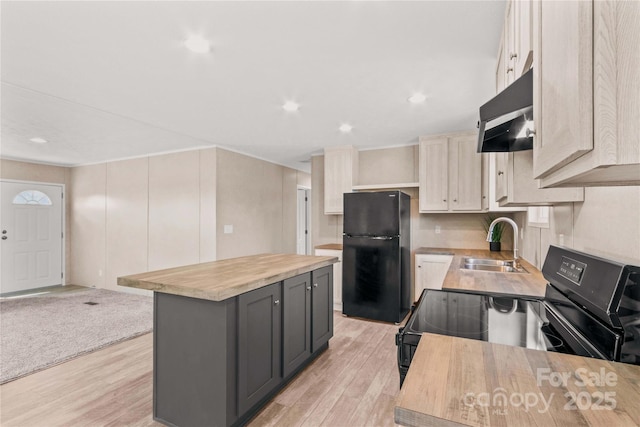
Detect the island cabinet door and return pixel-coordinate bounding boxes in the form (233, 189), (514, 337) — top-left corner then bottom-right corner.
(311, 266), (334, 351)
(282, 273), (312, 378)
(237, 282), (282, 415)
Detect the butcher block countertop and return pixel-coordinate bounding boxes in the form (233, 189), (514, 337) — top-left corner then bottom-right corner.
(395, 334), (640, 427)
(117, 253), (337, 301)
(416, 247), (547, 299)
(314, 243), (343, 251)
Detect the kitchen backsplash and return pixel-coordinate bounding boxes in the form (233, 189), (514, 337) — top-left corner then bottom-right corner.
(515, 186), (640, 269)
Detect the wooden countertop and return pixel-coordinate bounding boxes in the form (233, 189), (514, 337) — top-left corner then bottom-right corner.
(416, 248), (547, 299)
(395, 334), (640, 426)
(117, 253), (338, 301)
(314, 244), (343, 251)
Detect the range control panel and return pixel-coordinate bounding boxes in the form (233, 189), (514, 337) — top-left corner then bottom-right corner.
(558, 256), (587, 285)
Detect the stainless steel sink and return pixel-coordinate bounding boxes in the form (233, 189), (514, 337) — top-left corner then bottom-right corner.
(460, 257), (528, 273)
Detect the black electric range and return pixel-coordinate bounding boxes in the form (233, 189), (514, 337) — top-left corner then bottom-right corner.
(396, 245), (640, 386)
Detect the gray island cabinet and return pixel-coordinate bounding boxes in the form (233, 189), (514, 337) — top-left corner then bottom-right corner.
(118, 253), (337, 427)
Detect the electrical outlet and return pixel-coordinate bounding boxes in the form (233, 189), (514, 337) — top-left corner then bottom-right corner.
(435, 225), (441, 234)
(224, 225), (233, 234)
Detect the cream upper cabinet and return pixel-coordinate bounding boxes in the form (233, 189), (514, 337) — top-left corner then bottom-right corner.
(494, 152), (508, 201)
(324, 146), (358, 214)
(495, 38), (507, 92)
(450, 134), (483, 211)
(490, 0), (584, 207)
(419, 132), (484, 213)
(503, 0), (517, 86)
(501, 0), (534, 86)
(534, 0), (640, 187)
(513, 0), (534, 77)
(532, 0), (594, 179)
(419, 136), (448, 212)
(496, 151), (584, 207)
(488, 152), (525, 212)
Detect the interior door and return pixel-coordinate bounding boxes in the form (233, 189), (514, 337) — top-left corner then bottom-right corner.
(296, 188), (310, 255)
(1, 181), (63, 294)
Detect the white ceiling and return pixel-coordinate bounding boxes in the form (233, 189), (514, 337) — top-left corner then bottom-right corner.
(1, 1), (505, 172)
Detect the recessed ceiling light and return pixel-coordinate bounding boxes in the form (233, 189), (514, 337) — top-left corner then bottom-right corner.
(408, 93), (427, 104)
(339, 123), (353, 133)
(184, 35), (211, 53)
(282, 101), (300, 112)
(29, 137), (48, 144)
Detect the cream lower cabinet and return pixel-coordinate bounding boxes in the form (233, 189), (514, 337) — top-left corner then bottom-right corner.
(419, 132), (484, 213)
(414, 254), (453, 300)
(533, 0), (640, 187)
(315, 248), (342, 311)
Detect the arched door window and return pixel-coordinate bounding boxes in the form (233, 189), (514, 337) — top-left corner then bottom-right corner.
(12, 190), (53, 206)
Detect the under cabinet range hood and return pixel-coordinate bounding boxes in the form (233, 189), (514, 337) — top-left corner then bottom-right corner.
(477, 68), (534, 153)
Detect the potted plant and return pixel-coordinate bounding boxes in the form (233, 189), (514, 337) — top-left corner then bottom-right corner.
(483, 215), (504, 251)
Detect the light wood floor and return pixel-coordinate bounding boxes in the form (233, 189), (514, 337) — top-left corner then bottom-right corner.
(0, 311), (402, 427)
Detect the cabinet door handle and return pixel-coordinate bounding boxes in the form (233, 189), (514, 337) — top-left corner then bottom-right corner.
(510, 52), (518, 60)
(453, 199), (457, 202)
(274, 299), (280, 305)
(498, 171), (504, 176)
(306, 286), (311, 291)
(313, 283), (318, 288)
(506, 67), (513, 73)
(443, 199), (447, 202)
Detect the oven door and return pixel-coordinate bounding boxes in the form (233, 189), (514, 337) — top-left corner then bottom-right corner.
(543, 303), (612, 359)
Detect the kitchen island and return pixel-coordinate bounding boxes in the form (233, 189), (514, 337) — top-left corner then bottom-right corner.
(118, 253), (338, 427)
(395, 333), (640, 426)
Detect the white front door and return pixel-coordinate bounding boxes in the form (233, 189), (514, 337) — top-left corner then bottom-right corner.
(1, 181), (64, 294)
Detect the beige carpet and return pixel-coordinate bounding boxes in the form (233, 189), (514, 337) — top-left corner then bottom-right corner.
(0, 288), (153, 384)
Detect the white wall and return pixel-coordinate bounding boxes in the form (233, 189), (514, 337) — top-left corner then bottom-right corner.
(5, 148), (303, 292)
(215, 149), (307, 259)
(148, 151), (201, 271)
(517, 186), (640, 268)
(105, 158), (149, 294)
(70, 163), (107, 289)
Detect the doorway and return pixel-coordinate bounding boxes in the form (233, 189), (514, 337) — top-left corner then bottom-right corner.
(296, 188), (311, 255)
(1, 180), (64, 294)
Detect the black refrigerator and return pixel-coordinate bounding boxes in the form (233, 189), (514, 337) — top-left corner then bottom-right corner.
(342, 191), (411, 323)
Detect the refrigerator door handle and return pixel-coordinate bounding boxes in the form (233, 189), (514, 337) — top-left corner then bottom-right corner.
(344, 235), (397, 240)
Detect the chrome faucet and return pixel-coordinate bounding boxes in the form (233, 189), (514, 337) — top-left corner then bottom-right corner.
(487, 217), (520, 268)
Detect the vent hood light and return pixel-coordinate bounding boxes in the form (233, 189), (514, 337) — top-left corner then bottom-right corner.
(515, 120), (535, 139)
(477, 68), (534, 152)
(29, 137), (48, 144)
(184, 35), (211, 53)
